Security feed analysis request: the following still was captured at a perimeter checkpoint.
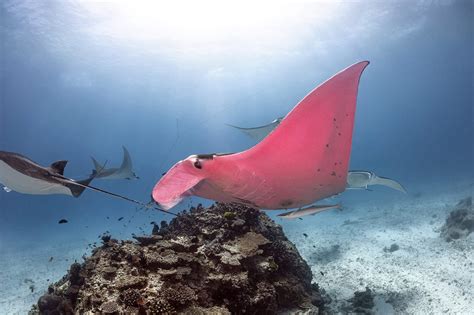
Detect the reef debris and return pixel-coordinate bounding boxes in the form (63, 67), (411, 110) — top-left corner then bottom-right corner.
(31, 203), (324, 314)
(440, 196), (473, 242)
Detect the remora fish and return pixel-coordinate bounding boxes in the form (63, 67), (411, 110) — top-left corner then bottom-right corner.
(0, 151), (94, 197)
(278, 204), (341, 219)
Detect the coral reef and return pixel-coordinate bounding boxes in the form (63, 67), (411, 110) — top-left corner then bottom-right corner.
(31, 203), (324, 314)
(441, 197), (473, 242)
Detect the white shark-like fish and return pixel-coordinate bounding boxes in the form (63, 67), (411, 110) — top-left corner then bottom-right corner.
(0, 151), (94, 197)
(91, 146), (139, 180)
(278, 204), (341, 219)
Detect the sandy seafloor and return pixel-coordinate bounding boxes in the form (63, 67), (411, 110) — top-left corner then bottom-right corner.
(0, 178), (472, 314)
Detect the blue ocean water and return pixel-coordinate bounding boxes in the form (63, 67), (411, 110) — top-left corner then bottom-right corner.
(0, 1), (472, 313)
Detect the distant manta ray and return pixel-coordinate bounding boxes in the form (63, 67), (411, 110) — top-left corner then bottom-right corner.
(0, 151), (94, 197)
(91, 146), (139, 180)
(0, 150), (175, 216)
(347, 170), (407, 193)
(226, 117), (284, 142)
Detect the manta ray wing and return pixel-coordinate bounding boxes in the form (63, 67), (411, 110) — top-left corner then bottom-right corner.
(211, 165), (276, 207)
(371, 175), (407, 193)
(120, 146), (133, 172)
(226, 61), (370, 208)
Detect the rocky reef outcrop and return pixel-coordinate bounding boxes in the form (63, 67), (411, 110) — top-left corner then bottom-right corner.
(31, 203), (324, 314)
(440, 197), (473, 242)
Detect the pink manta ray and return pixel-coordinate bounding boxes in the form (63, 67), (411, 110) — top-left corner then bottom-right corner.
(153, 61), (369, 211)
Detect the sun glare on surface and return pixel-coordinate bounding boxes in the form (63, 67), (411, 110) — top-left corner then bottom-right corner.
(78, 0), (339, 54)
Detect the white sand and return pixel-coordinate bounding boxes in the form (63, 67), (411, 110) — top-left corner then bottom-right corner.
(283, 185), (473, 314)
(0, 181), (472, 314)
(0, 243), (89, 314)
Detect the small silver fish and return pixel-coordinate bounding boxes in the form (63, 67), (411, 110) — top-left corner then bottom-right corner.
(278, 204), (341, 219)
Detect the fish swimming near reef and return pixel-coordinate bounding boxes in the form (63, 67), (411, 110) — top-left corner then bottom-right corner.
(0, 151), (94, 197)
(152, 61), (369, 213)
(347, 170), (407, 193)
(91, 146), (139, 180)
(227, 117), (284, 142)
(278, 204), (341, 219)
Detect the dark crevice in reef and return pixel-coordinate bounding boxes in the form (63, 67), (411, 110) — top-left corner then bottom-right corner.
(30, 203), (325, 314)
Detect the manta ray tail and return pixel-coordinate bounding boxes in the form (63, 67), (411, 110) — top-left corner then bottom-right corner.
(371, 176), (407, 193)
(51, 172), (176, 215)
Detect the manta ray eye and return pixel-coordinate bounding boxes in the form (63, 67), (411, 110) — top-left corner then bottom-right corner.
(193, 160), (202, 169)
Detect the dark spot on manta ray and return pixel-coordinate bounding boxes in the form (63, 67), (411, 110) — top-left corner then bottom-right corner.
(326, 144), (329, 148)
(303, 233), (308, 238)
(331, 171), (336, 176)
(194, 160), (202, 169)
(161, 172), (166, 176)
(320, 271), (325, 276)
(58, 219), (68, 224)
(317, 168), (321, 172)
(280, 199), (293, 207)
(338, 132), (342, 136)
(118, 217), (124, 221)
(49, 257), (53, 262)
(333, 118), (337, 122)
(298, 218), (303, 221)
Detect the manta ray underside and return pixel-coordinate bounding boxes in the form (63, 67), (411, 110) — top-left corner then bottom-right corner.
(152, 61), (370, 211)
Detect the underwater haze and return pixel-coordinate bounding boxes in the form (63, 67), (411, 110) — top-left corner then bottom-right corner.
(0, 0), (472, 314)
